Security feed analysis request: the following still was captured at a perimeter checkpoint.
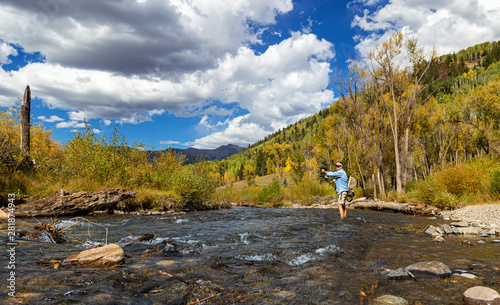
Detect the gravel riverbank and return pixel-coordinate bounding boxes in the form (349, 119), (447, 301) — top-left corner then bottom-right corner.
(440, 203), (500, 229)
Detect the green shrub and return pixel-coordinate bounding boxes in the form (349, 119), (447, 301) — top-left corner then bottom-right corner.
(431, 191), (457, 209)
(411, 156), (500, 207)
(490, 169), (500, 197)
(385, 190), (399, 202)
(257, 177), (283, 207)
(172, 163), (218, 210)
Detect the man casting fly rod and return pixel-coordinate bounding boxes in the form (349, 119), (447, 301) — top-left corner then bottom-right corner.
(321, 162), (349, 220)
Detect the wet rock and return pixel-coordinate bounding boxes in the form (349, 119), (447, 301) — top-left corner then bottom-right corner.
(451, 271), (480, 284)
(432, 235), (445, 242)
(373, 295), (409, 305)
(158, 241), (182, 257)
(383, 268), (410, 280)
(63, 243), (125, 267)
(463, 286), (500, 305)
(405, 261), (451, 278)
(138, 234), (155, 241)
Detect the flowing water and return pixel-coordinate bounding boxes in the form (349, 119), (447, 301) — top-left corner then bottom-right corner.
(1, 207), (499, 304)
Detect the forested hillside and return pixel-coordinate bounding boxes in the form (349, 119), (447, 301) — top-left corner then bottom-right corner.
(218, 35), (500, 205)
(1, 35), (499, 209)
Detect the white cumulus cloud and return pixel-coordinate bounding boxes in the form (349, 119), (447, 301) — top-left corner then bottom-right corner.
(352, 0), (500, 58)
(0, 0), (337, 148)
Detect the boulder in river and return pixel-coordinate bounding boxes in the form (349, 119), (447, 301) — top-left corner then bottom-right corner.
(63, 243), (125, 267)
(463, 286), (500, 305)
(10, 188), (137, 217)
(405, 261), (451, 278)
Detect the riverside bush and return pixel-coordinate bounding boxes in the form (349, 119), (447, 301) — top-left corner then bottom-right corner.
(411, 156), (500, 207)
(431, 190), (457, 209)
(490, 169), (500, 197)
(172, 162), (218, 209)
(257, 177), (283, 207)
(288, 176), (333, 201)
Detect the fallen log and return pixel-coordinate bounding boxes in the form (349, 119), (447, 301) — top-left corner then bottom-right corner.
(349, 199), (441, 217)
(9, 188), (137, 217)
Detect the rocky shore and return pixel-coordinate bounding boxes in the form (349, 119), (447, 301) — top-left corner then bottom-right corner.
(440, 203), (500, 228)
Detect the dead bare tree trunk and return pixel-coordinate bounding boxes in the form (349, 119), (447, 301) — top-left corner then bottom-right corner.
(20, 85), (31, 156)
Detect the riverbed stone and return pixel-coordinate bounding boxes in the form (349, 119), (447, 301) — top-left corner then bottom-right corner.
(480, 229), (496, 235)
(441, 224), (454, 234)
(373, 295), (408, 305)
(456, 227), (481, 235)
(405, 261), (451, 278)
(383, 268), (410, 280)
(425, 225), (438, 235)
(451, 220), (469, 227)
(451, 271), (480, 284)
(463, 286), (500, 305)
(63, 243), (125, 267)
(432, 235), (445, 242)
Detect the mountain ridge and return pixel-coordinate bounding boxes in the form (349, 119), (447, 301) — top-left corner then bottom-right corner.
(170, 144), (244, 164)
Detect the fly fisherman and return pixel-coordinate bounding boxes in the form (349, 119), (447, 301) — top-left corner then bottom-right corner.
(321, 162), (349, 220)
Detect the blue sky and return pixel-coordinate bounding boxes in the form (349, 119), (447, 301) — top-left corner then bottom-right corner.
(1, 0), (499, 149)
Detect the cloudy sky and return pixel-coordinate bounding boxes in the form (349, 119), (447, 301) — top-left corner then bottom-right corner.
(1, 0), (499, 149)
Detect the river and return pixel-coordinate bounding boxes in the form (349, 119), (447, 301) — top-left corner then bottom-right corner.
(1, 207), (499, 304)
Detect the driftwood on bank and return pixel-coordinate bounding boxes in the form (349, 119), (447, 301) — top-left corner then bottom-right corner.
(10, 188), (137, 217)
(349, 198), (441, 216)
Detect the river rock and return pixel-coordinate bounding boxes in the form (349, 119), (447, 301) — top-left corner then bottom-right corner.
(11, 188), (137, 217)
(463, 286), (500, 305)
(452, 270), (480, 284)
(480, 229), (496, 235)
(383, 268), (410, 280)
(456, 227), (481, 235)
(441, 224), (454, 234)
(373, 295), (408, 305)
(425, 225), (443, 236)
(63, 244), (125, 267)
(432, 235), (445, 242)
(405, 261), (451, 278)
(451, 220), (469, 227)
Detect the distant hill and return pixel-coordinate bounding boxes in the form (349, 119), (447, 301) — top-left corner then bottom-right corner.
(170, 144), (244, 164)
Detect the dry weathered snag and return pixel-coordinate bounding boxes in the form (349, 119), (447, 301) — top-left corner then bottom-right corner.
(20, 85), (31, 155)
